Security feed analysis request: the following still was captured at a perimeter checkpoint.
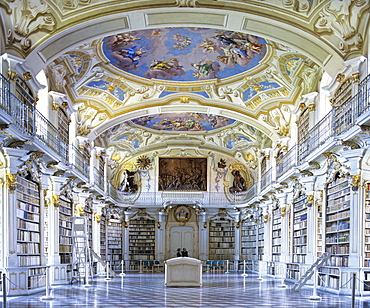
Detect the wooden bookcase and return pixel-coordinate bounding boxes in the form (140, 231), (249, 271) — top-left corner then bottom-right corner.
(258, 216), (264, 260)
(325, 174), (350, 267)
(129, 217), (155, 260)
(59, 196), (73, 264)
(100, 216), (107, 260)
(317, 197), (323, 258)
(16, 175), (41, 267)
(364, 183), (370, 267)
(208, 219), (235, 260)
(241, 220), (256, 260)
(272, 208), (281, 262)
(107, 219), (123, 268)
(292, 193), (307, 263)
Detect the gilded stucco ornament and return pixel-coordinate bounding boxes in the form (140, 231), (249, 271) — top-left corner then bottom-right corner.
(349, 174), (361, 191)
(6, 0), (56, 52)
(176, 0), (198, 7)
(306, 195), (314, 208)
(261, 106), (291, 137)
(95, 213), (101, 223)
(52, 194), (60, 207)
(77, 105), (108, 136)
(314, 0), (368, 53)
(6, 173), (17, 192)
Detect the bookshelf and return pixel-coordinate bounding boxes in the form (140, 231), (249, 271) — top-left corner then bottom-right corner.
(318, 267), (340, 290)
(364, 183), (370, 267)
(129, 217), (155, 260)
(107, 219), (123, 268)
(100, 216), (107, 260)
(241, 220), (257, 260)
(258, 217), (264, 260)
(286, 263), (300, 280)
(272, 208), (281, 262)
(209, 219), (235, 260)
(317, 195), (323, 258)
(16, 175), (41, 267)
(325, 174), (350, 267)
(292, 193), (307, 263)
(59, 196), (73, 264)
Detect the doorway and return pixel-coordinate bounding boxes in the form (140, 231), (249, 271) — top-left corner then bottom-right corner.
(170, 226), (194, 258)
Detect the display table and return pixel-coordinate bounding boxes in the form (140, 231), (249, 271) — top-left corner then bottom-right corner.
(164, 257), (202, 287)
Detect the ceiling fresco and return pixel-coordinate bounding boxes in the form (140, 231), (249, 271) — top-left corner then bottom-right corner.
(131, 113), (236, 131)
(102, 28), (267, 81)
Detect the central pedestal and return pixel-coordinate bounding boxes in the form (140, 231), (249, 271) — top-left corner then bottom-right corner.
(164, 257), (202, 287)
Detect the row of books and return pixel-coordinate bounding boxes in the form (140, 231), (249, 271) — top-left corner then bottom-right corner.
(17, 242), (40, 254)
(17, 229), (40, 242)
(18, 201), (40, 213)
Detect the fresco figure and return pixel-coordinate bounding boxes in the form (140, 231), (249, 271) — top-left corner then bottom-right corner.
(229, 170), (246, 193)
(120, 169), (138, 193)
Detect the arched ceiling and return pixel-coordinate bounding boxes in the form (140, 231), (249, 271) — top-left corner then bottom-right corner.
(1, 0), (369, 161)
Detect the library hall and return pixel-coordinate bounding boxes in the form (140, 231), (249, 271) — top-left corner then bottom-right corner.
(1, 0), (370, 307)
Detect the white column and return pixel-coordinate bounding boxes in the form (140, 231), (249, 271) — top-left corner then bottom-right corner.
(156, 211), (165, 261)
(261, 202), (271, 262)
(300, 176), (316, 265)
(2, 148), (28, 267)
(199, 212), (208, 260)
(342, 149), (366, 267)
(123, 211), (131, 260)
(277, 193), (288, 263)
(234, 212), (241, 261)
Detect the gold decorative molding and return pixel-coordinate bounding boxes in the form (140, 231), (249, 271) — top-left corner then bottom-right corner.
(124, 221), (129, 228)
(52, 103), (59, 111)
(307, 104), (315, 111)
(352, 73), (360, 84)
(349, 174), (361, 191)
(6, 173), (17, 193)
(95, 213), (101, 223)
(307, 195), (314, 207)
(336, 73), (345, 83)
(8, 71), (17, 81)
(52, 194), (60, 207)
(157, 221), (161, 229)
(23, 72), (32, 80)
(179, 96), (190, 103)
(203, 221), (207, 228)
(280, 207), (286, 217)
(263, 214), (269, 223)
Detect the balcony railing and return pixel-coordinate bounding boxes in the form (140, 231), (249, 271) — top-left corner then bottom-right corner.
(261, 168), (272, 191)
(0, 73), (10, 114)
(93, 167), (104, 191)
(276, 145), (297, 178)
(358, 74), (370, 117)
(298, 110), (333, 164)
(108, 184), (257, 206)
(69, 145), (90, 178)
(9, 93), (35, 135)
(35, 109), (68, 162)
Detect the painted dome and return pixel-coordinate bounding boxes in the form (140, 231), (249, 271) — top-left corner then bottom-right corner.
(102, 27), (267, 81)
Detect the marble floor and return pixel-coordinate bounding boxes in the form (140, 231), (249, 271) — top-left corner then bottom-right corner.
(2, 272), (370, 308)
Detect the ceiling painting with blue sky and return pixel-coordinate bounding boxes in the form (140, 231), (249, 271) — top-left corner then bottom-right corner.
(102, 28), (267, 81)
(131, 113), (236, 131)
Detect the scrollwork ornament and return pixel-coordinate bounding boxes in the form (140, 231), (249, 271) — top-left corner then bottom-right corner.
(52, 194), (60, 207)
(6, 173), (17, 193)
(349, 174), (361, 191)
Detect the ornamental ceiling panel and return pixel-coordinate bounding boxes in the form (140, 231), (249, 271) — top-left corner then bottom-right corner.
(102, 28), (267, 81)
